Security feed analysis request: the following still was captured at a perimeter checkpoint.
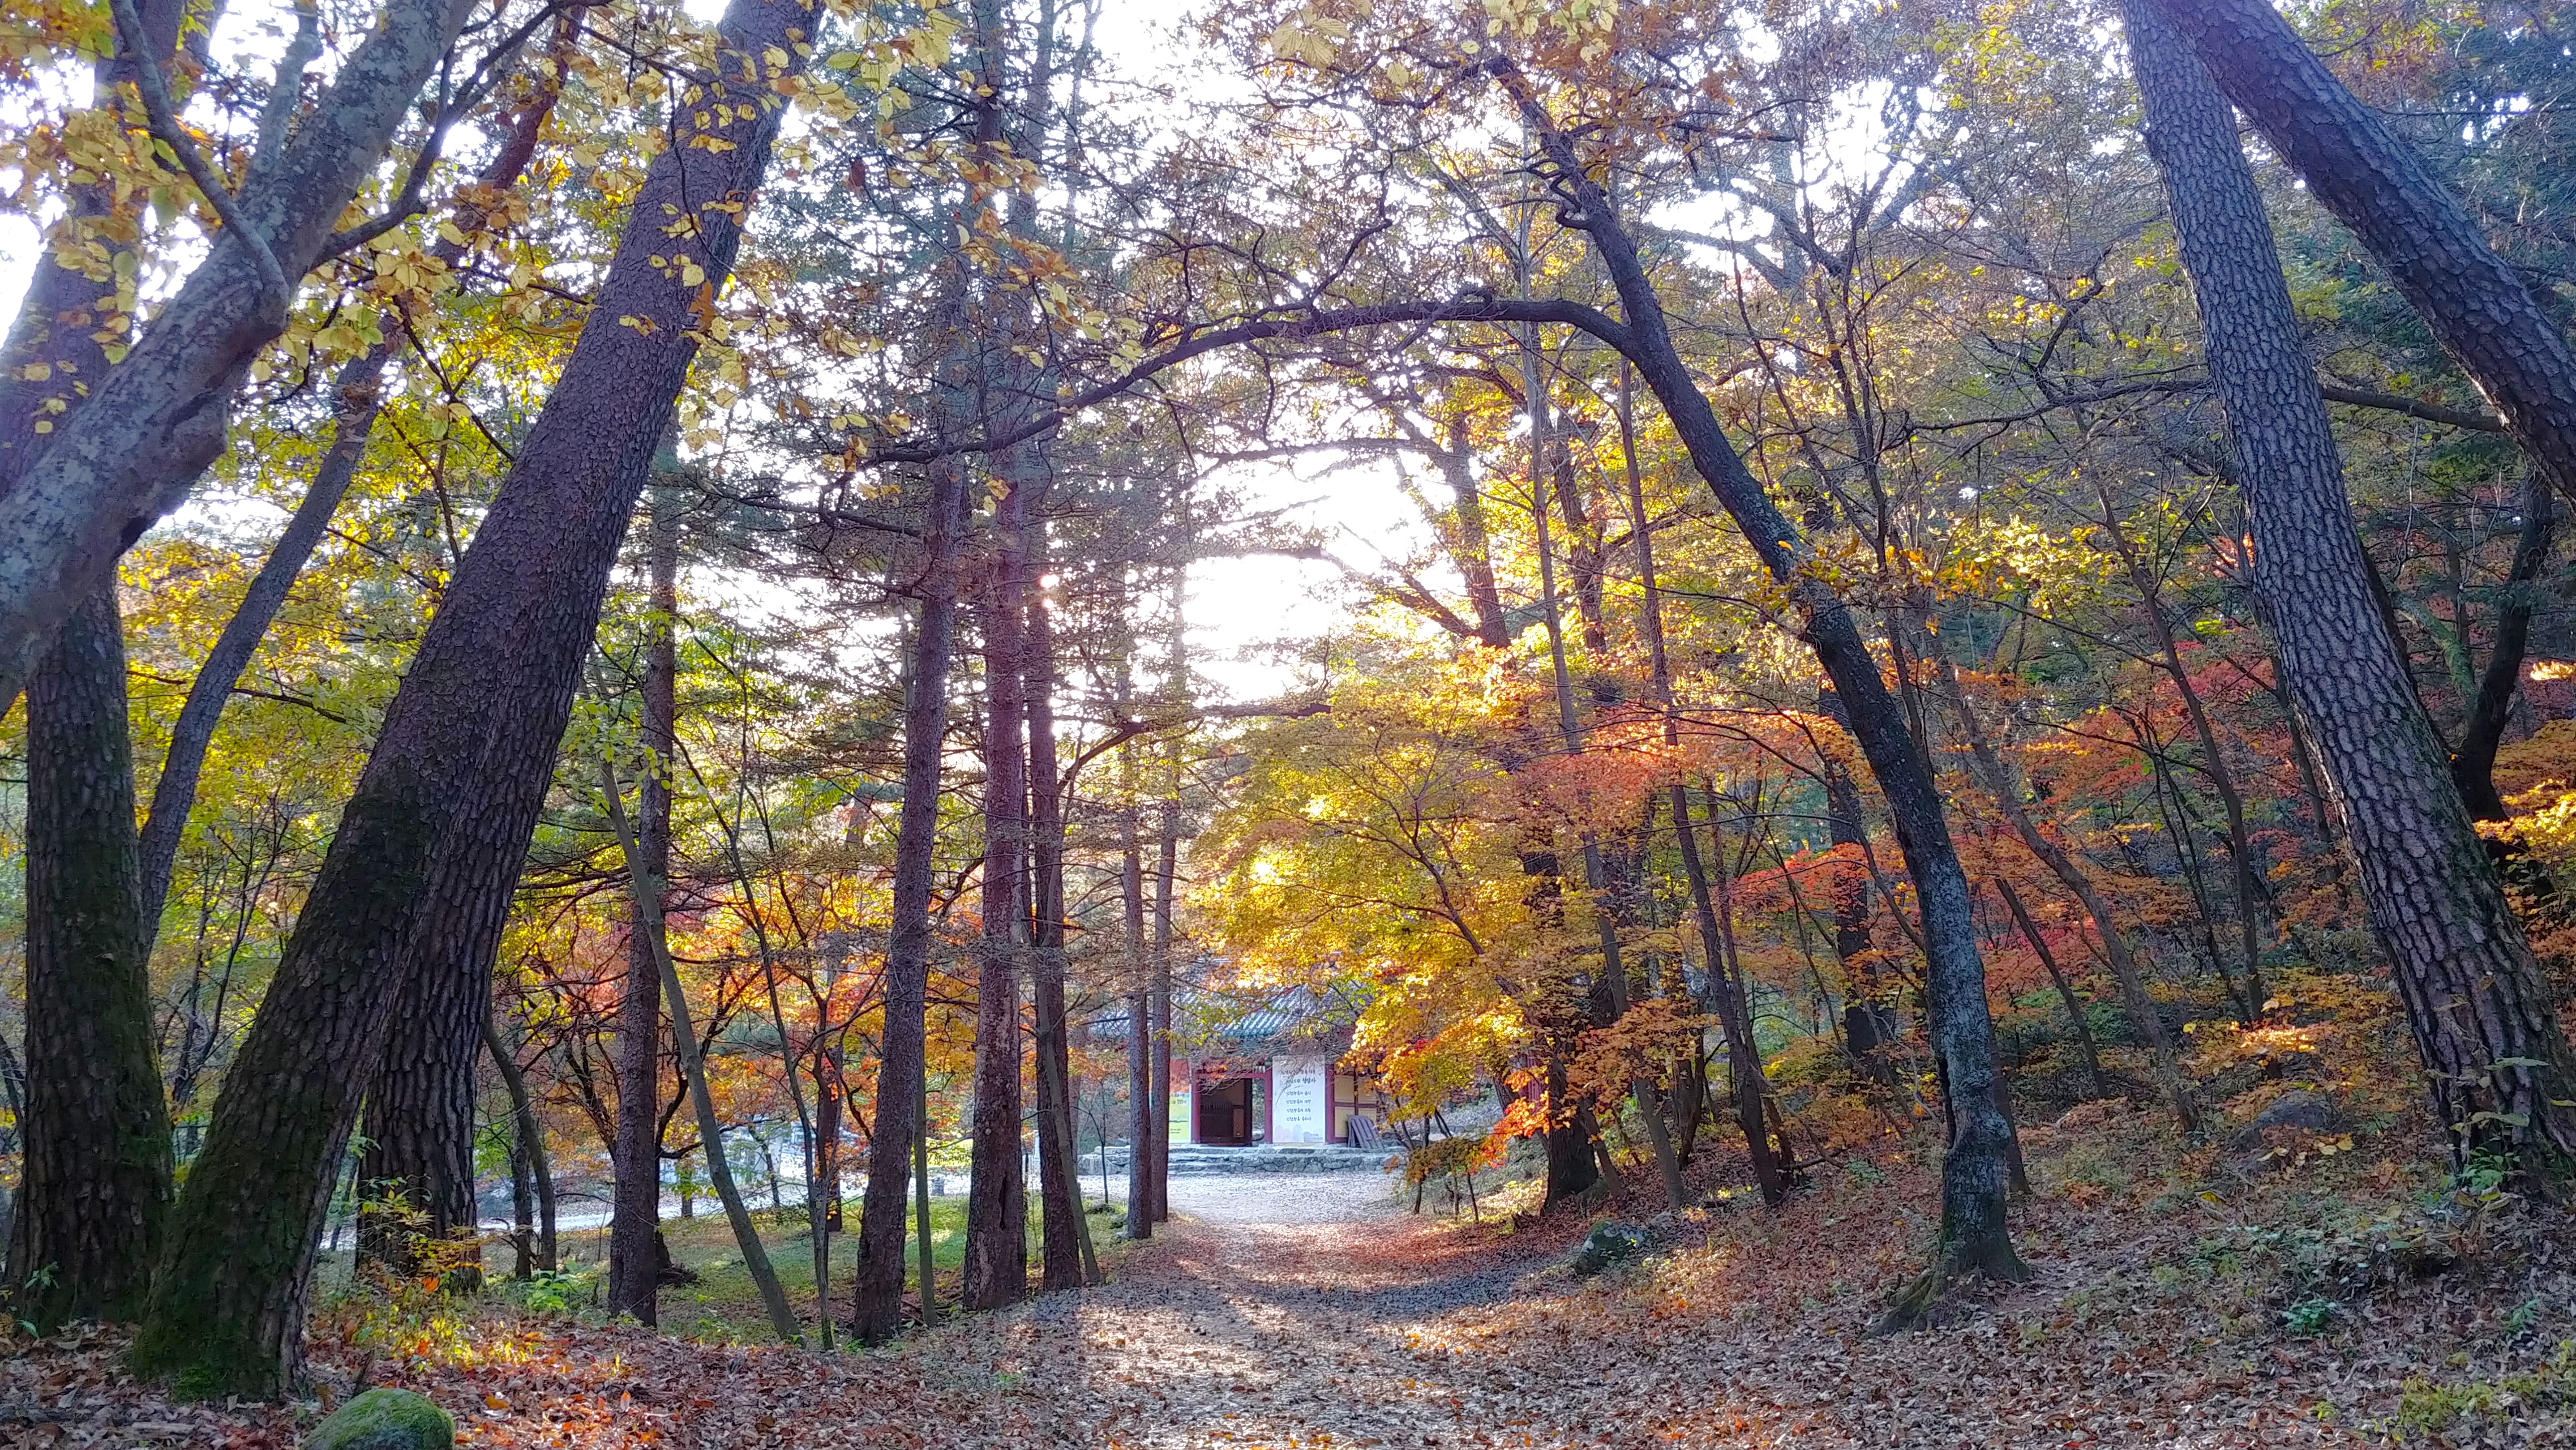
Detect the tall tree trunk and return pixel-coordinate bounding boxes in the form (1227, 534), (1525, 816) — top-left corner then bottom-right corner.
(2126, 0), (2576, 1174)
(353, 51), (628, 1280)
(2142, 0), (2576, 516)
(1025, 533), (1094, 1290)
(9, 592), (171, 1331)
(1516, 315), (1681, 1209)
(1146, 570), (1186, 1226)
(1615, 364), (1735, 1180)
(1150, 793), (1178, 1225)
(0, 0), (187, 1335)
(851, 450), (967, 1341)
(915, 1077), (938, 1322)
(1491, 66), (2022, 1316)
(606, 484), (680, 1323)
(601, 763), (799, 1342)
(964, 472), (1032, 1311)
(129, 0), (816, 1396)
(1120, 696), (1155, 1240)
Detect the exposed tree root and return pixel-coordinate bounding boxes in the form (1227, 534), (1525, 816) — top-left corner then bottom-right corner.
(1871, 1243), (2033, 1335)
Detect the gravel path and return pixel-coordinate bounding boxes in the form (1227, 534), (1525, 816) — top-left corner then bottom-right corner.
(924, 1170), (1577, 1448)
(1161, 1170), (1415, 1225)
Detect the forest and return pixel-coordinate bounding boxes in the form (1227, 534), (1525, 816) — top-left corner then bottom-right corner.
(0, 0), (2574, 1443)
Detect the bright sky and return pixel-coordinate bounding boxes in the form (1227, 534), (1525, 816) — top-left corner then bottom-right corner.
(1083, 1), (1427, 704)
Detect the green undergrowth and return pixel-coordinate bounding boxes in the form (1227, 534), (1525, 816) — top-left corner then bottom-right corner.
(316, 1190), (1146, 1355)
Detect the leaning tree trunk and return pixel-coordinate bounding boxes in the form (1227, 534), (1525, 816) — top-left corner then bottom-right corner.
(849, 452), (967, 1342)
(128, 0), (817, 1397)
(352, 57), (629, 1276)
(8, 592), (172, 1332)
(2096, 489), (2267, 1020)
(1676, 790), (1790, 1205)
(1994, 876), (2109, 1101)
(2142, 0), (2576, 518)
(1490, 65), (2022, 1319)
(2125, 0), (2576, 1173)
(134, 30), (574, 935)
(606, 484), (679, 1324)
(963, 472), (1033, 1311)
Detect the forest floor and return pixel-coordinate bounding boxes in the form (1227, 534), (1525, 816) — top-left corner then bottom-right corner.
(11, 1103), (2576, 1447)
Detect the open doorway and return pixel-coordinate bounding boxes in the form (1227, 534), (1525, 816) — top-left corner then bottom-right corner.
(1197, 1077), (1254, 1145)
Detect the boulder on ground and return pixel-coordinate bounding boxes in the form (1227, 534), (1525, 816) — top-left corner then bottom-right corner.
(2228, 1089), (2341, 1161)
(1570, 1222), (1647, 1276)
(308, 1388), (452, 1450)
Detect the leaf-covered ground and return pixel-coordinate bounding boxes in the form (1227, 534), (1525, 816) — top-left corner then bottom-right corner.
(9, 1107), (2576, 1448)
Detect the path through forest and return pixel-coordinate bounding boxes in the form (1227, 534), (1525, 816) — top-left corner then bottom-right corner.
(942, 1171), (1583, 1447)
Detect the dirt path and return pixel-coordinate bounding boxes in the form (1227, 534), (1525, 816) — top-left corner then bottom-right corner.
(921, 1171), (1575, 1448)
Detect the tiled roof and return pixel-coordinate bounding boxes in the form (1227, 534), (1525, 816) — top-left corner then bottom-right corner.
(1084, 981), (1336, 1045)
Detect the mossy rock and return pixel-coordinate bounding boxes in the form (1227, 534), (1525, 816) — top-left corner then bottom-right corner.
(308, 1388), (453, 1449)
(1570, 1222), (1647, 1276)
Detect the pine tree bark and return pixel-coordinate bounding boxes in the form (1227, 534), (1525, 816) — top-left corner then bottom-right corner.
(129, 0), (817, 1396)
(607, 486), (680, 1322)
(354, 65), (636, 1274)
(9, 591), (171, 1331)
(2142, 0), (2576, 516)
(964, 474), (1032, 1310)
(2127, 0), (2576, 1172)
(850, 454), (966, 1342)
